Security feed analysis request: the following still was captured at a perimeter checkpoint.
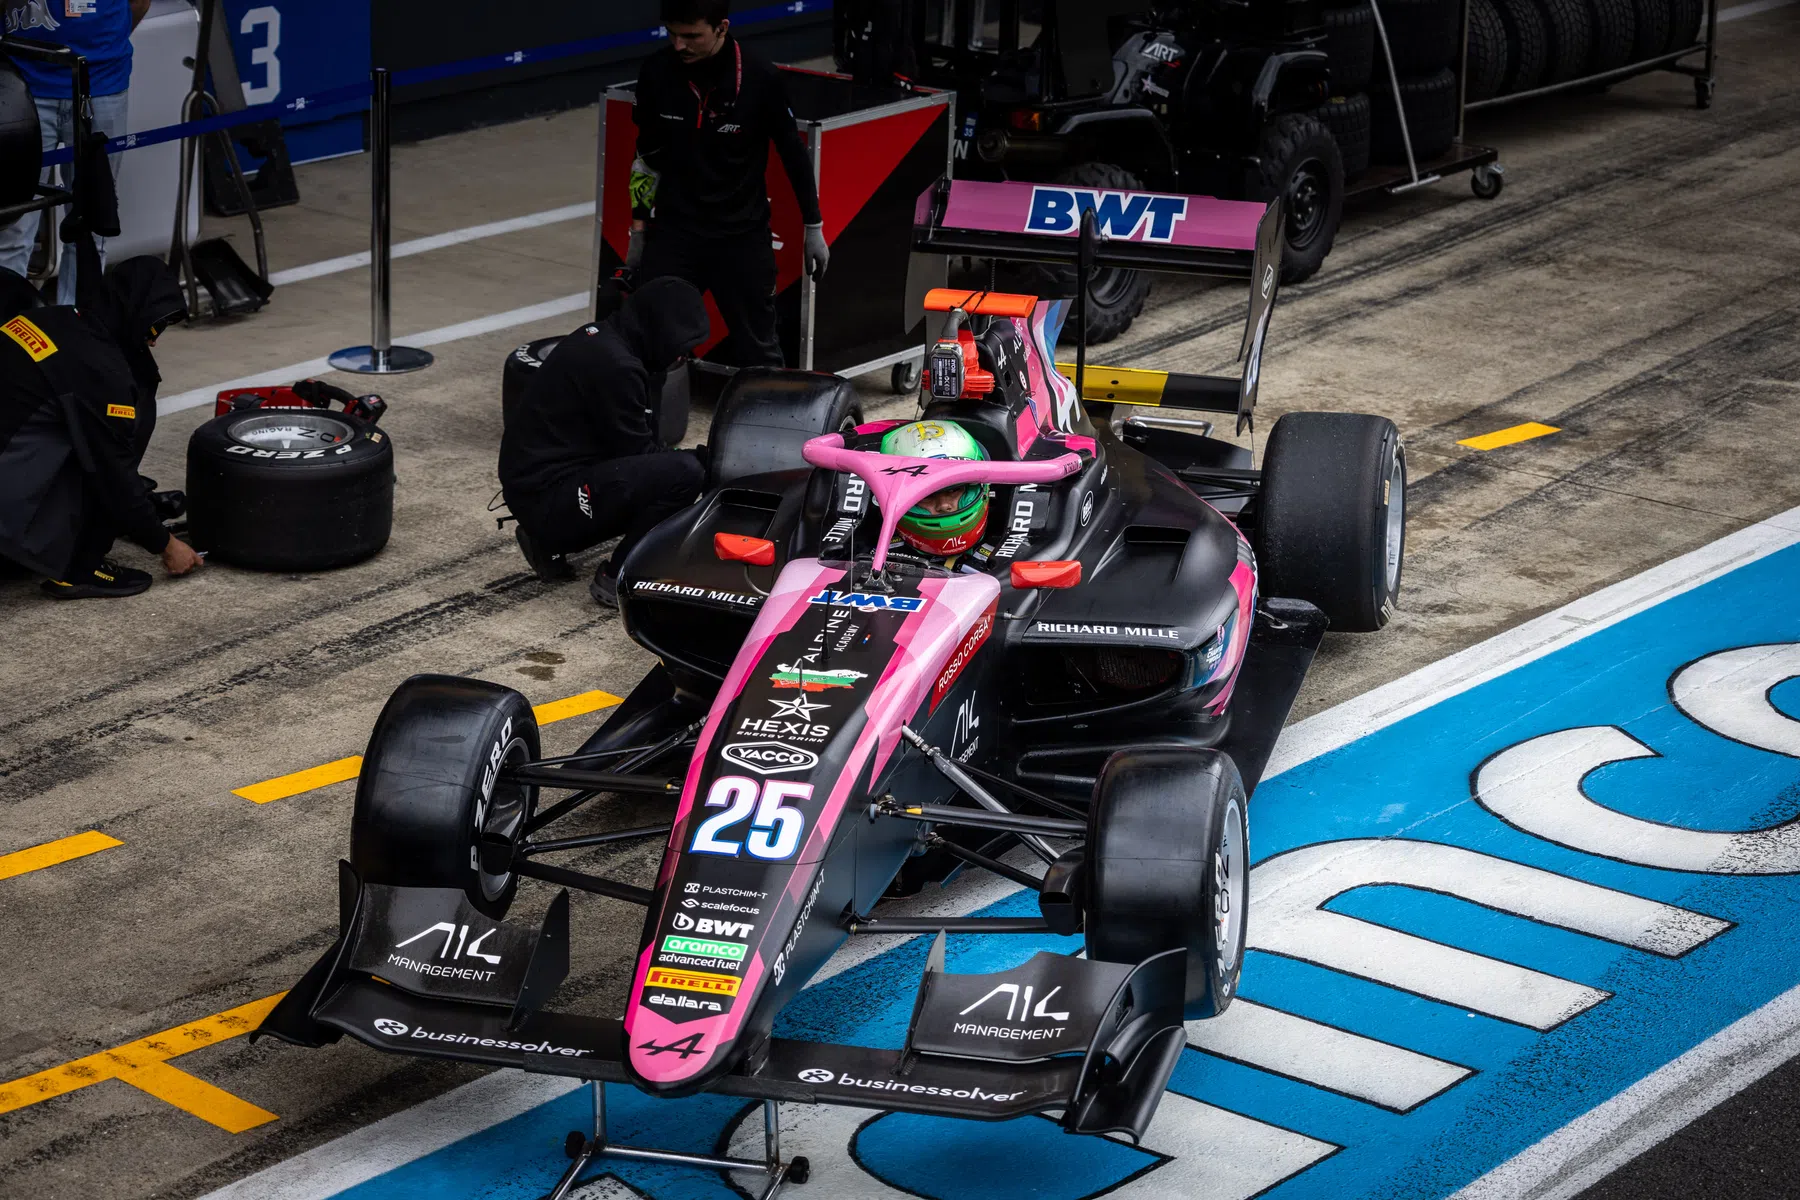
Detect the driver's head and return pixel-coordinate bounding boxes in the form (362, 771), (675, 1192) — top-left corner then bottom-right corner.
(661, 0), (730, 62)
(881, 420), (990, 557)
(616, 276), (710, 372)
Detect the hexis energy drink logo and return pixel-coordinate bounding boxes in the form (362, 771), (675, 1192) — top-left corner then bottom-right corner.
(1025, 186), (1189, 242)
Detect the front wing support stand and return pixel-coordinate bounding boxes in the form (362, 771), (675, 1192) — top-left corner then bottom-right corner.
(546, 1082), (806, 1199)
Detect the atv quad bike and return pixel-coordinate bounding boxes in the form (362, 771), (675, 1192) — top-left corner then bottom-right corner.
(253, 178), (1404, 1198)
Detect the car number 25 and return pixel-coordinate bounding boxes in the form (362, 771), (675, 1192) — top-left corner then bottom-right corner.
(690, 775), (809, 860)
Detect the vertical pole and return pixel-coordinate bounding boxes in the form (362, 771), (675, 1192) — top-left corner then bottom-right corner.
(763, 1098), (780, 1169)
(1075, 209), (1094, 402)
(593, 1080), (606, 1147)
(330, 67), (433, 373)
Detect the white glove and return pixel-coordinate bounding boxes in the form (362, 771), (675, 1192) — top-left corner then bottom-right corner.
(626, 225), (645, 271)
(803, 223), (829, 281)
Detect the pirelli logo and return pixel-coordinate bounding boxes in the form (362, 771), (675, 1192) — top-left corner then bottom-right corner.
(645, 967), (740, 997)
(106, 403), (137, 419)
(2, 316), (56, 361)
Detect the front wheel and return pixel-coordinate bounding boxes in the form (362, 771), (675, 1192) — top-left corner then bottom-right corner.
(350, 675), (540, 918)
(1086, 748), (1248, 1020)
(1255, 411), (1406, 632)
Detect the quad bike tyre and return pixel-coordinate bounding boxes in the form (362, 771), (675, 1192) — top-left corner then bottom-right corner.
(1315, 93), (1372, 182)
(1468, 0), (1513, 102)
(1086, 748), (1249, 1020)
(351, 675), (540, 919)
(1255, 114), (1344, 285)
(708, 368), (863, 488)
(1024, 162), (1151, 346)
(186, 408), (393, 571)
(1321, 3), (1375, 94)
(1535, 0), (1596, 82)
(1497, 0), (1551, 91)
(1664, 0), (1704, 52)
(1256, 411), (1406, 632)
(1585, 0), (1639, 72)
(1630, 0), (1671, 63)
(1371, 70), (1459, 164)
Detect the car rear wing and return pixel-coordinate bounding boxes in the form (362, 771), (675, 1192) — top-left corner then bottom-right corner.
(913, 177), (1284, 432)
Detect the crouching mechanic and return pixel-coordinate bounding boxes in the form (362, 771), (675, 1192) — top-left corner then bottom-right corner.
(880, 421), (992, 570)
(499, 278), (713, 607)
(0, 258), (203, 598)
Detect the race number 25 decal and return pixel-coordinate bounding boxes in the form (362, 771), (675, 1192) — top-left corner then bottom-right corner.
(691, 775), (810, 860)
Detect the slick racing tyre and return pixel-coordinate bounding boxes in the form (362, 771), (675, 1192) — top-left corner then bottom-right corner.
(1256, 410), (1406, 633)
(1023, 162), (1151, 346)
(1255, 114), (1344, 284)
(0, 60), (39, 208)
(708, 368), (862, 488)
(1086, 748), (1248, 1020)
(502, 336), (561, 427)
(1371, 69), (1458, 164)
(351, 675), (540, 919)
(186, 408), (393, 571)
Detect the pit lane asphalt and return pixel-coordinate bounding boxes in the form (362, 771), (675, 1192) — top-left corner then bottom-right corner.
(2, 11), (1799, 1197)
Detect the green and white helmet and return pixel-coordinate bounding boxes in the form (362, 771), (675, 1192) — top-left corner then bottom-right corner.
(879, 420), (990, 556)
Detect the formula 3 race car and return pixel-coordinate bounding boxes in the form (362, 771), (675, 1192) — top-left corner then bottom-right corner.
(255, 178), (1406, 1198)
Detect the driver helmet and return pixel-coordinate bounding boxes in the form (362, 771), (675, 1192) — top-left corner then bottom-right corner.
(880, 420), (990, 556)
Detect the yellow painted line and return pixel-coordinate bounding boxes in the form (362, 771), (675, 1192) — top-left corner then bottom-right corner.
(0, 993), (283, 1131)
(1457, 421), (1561, 451)
(233, 688), (624, 803)
(533, 688), (623, 725)
(0, 830), (124, 880)
(233, 755), (363, 804)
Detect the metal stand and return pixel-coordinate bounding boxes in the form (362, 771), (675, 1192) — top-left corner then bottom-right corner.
(545, 1082), (806, 1200)
(330, 67), (433, 374)
(1463, 0), (1719, 112)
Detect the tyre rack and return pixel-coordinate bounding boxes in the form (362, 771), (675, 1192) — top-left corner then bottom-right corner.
(1345, 0), (1505, 202)
(1463, 0), (1720, 113)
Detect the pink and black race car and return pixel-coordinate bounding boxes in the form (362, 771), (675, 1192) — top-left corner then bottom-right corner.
(256, 180), (1405, 1197)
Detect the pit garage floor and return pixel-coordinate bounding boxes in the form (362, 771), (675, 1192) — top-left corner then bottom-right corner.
(3, 6), (1800, 1198)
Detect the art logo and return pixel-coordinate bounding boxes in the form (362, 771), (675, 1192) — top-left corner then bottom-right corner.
(1025, 187), (1189, 242)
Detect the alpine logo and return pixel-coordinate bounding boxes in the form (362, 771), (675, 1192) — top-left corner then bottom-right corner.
(670, 913), (755, 938)
(722, 741), (819, 775)
(805, 589), (924, 613)
(1025, 186), (1189, 242)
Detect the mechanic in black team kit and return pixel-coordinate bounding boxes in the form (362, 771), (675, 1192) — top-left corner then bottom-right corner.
(0, 258), (203, 598)
(628, 0), (829, 366)
(499, 278), (713, 608)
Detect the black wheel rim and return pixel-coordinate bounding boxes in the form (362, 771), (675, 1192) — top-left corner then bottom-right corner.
(1286, 157), (1330, 251)
(476, 737), (534, 902)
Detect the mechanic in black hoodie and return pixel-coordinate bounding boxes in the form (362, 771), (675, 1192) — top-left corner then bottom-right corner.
(499, 277), (713, 607)
(628, 0), (828, 367)
(0, 258), (203, 598)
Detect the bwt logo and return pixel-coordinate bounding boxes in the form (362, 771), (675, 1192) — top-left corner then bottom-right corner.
(1025, 187), (1189, 243)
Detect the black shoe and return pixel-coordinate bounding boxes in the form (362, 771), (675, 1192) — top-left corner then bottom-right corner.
(590, 562), (620, 609)
(515, 526), (574, 581)
(42, 560), (153, 599)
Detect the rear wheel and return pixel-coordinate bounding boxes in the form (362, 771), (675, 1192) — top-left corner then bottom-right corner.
(1256, 411), (1406, 632)
(1024, 162), (1150, 346)
(1255, 115), (1344, 285)
(350, 675), (540, 918)
(1086, 748), (1248, 1020)
(708, 368), (863, 488)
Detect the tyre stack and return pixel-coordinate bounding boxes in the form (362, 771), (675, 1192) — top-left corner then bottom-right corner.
(1368, 0), (1463, 165)
(1481, 0), (1706, 99)
(1316, 1), (1375, 181)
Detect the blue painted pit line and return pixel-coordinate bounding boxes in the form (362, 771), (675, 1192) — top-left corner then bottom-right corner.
(209, 509), (1800, 1200)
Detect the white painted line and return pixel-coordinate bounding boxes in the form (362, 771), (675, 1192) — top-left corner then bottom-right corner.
(1186, 1000), (1472, 1112)
(1263, 504), (1800, 780)
(200, 1068), (583, 1200)
(1451, 979), (1800, 1200)
(1719, 0), (1797, 22)
(157, 291), (590, 416)
(267, 203), (595, 288)
(201, 504), (1800, 1200)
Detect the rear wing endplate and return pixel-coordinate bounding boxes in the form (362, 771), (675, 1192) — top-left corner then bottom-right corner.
(913, 178), (1284, 433)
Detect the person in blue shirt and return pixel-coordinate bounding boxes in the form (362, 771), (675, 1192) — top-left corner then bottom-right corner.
(0, 0), (150, 304)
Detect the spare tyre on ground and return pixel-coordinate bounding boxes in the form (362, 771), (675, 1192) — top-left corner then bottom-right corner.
(186, 405), (394, 571)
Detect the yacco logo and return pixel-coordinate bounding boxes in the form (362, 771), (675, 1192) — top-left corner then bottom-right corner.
(722, 741), (819, 776)
(662, 935), (747, 961)
(806, 589), (924, 613)
(1025, 187), (1189, 242)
